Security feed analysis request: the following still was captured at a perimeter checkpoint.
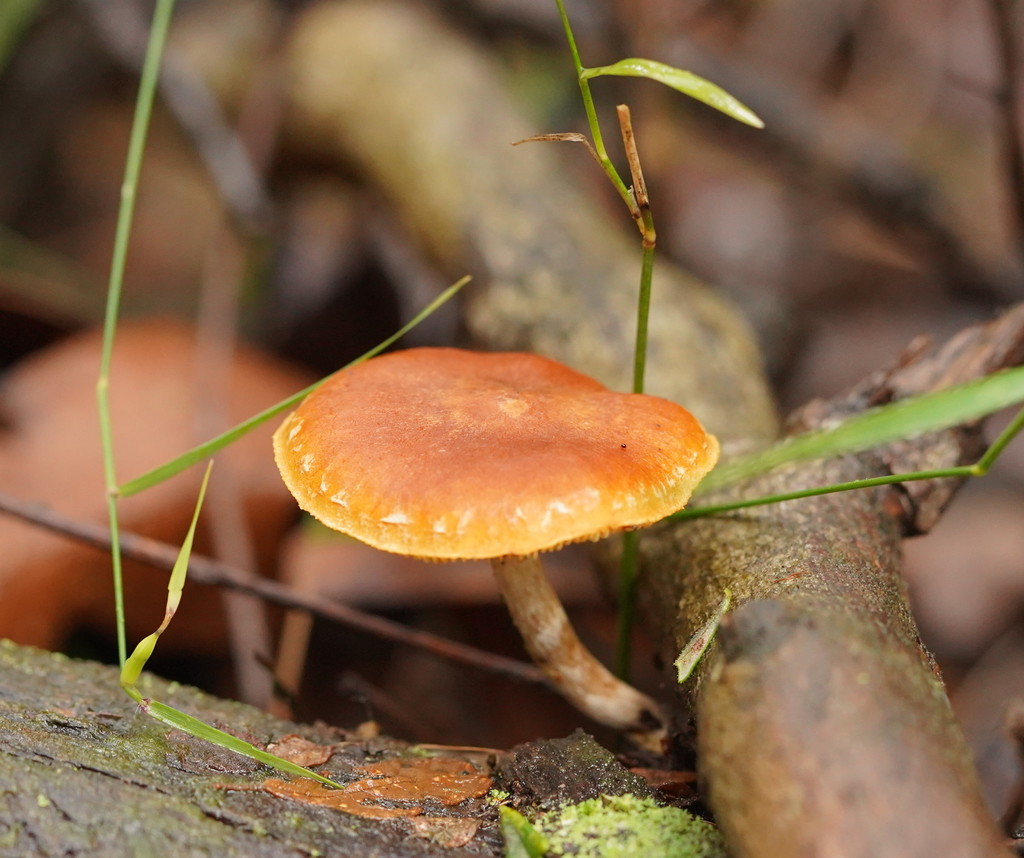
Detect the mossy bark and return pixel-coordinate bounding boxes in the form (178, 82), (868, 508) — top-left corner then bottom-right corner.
(0, 640), (496, 857)
(639, 307), (1024, 856)
(0, 641), (667, 857)
(641, 456), (1003, 856)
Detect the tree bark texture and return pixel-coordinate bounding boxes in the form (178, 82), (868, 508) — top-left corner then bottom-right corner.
(643, 308), (1024, 857)
(275, 2), (1015, 855)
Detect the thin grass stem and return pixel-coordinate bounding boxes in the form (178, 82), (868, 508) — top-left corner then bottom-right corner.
(614, 531), (640, 677)
(96, 0), (177, 667)
(632, 230), (655, 394)
(976, 405), (1024, 470)
(672, 469), (974, 519)
(553, 0), (633, 209)
(551, 4), (660, 679)
(671, 405), (1024, 520)
(615, 220), (656, 677)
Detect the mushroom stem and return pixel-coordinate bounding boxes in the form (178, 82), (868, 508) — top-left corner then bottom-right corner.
(490, 554), (667, 750)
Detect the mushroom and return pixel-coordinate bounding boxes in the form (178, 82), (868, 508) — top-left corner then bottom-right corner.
(273, 348), (718, 748)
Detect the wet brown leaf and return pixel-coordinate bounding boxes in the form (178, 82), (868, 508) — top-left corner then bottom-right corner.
(261, 777), (421, 819)
(266, 734), (334, 768)
(356, 757), (492, 806)
(0, 319), (310, 651)
(261, 755), (492, 820)
(407, 816), (481, 847)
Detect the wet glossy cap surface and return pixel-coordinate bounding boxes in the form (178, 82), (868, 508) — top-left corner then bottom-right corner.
(274, 348), (719, 559)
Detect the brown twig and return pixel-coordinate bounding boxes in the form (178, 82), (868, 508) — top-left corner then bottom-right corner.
(193, 24), (288, 708)
(0, 491), (549, 688)
(615, 104), (656, 250)
(988, 0), (1024, 263)
(616, 105), (649, 211)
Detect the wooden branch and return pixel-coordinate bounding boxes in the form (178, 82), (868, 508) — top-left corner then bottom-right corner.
(640, 306), (1024, 856)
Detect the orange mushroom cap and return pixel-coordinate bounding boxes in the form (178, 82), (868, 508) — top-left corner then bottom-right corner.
(273, 348), (719, 560)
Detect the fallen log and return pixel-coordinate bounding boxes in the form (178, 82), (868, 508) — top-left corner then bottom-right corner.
(643, 306), (1024, 856)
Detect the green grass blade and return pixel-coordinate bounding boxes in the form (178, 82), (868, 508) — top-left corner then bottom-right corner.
(120, 632), (160, 692)
(165, 463), (209, 599)
(500, 806), (549, 858)
(701, 365), (1024, 492)
(120, 462), (343, 788)
(121, 463), (211, 688)
(118, 275), (469, 497)
(141, 700), (343, 787)
(675, 588), (731, 683)
(120, 392), (307, 498)
(98, 0), (178, 667)
(581, 59), (764, 128)
(0, 0), (42, 75)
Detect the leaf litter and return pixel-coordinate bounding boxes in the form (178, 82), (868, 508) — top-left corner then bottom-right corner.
(261, 754), (493, 820)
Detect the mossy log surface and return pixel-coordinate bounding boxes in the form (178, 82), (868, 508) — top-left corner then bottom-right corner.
(641, 306), (1024, 856)
(0, 640), (658, 857)
(0, 639), (491, 857)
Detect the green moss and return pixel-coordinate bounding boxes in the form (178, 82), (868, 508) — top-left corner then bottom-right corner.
(534, 794), (726, 858)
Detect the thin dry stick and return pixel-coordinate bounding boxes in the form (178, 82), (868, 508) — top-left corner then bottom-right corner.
(0, 491), (549, 688)
(195, 240), (274, 707)
(988, 0), (1024, 261)
(193, 28), (288, 708)
(616, 104), (651, 241)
